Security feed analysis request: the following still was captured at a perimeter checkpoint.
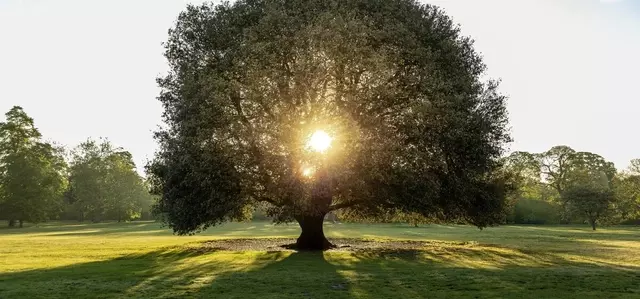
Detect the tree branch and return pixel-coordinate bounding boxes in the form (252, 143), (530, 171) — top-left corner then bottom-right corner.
(257, 197), (284, 207)
(328, 200), (362, 211)
(256, 98), (276, 120)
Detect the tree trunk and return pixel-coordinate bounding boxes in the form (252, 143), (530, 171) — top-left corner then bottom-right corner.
(19, 220), (23, 228)
(589, 218), (596, 230)
(293, 165), (334, 250)
(8, 220), (16, 227)
(295, 214), (333, 250)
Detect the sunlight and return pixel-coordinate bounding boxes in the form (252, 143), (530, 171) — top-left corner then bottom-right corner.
(307, 130), (332, 153)
(302, 167), (315, 177)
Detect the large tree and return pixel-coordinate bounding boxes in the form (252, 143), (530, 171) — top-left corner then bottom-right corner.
(148, 0), (511, 250)
(0, 106), (67, 227)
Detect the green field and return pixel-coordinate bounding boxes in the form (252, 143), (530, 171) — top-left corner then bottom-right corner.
(0, 222), (639, 299)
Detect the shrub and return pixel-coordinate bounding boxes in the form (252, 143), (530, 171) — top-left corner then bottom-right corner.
(509, 198), (561, 224)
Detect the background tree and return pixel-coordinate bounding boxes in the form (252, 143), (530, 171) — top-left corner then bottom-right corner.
(612, 175), (640, 221)
(561, 151), (616, 226)
(103, 151), (148, 222)
(568, 151), (616, 184)
(137, 180), (158, 220)
(147, 0), (511, 250)
(629, 159), (640, 175)
(502, 148), (623, 225)
(537, 145), (576, 194)
(503, 151), (544, 199)
(562, 169), (614, 230)
(0, 106), (67, 227)
(613, 161), (640, 222)
(67, 139), (111, 222)
(502, 151), (567, 224)
(68, 139), (148, 222)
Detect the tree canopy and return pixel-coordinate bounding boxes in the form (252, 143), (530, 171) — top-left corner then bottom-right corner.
(613, 172), (640, 222)
(504, 145), (626, 229)
(148, 0), (511, 249)
(0, 107), (162, 227)
(0, 106), (67, 226)
(66, 138), (152, 222)
(562, 169), (615, 230)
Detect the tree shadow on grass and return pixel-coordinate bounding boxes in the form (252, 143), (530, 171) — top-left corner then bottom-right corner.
(1, 244), (639, 299)
(0, 221), (170, 236)
(0, 221), (303, 238)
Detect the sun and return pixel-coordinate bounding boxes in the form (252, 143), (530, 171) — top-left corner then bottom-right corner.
(307, 130), (332, 153)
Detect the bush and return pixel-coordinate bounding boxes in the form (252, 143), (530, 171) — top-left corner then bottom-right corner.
(620, 218), (640, 225)
(509, 198), (562, 224)
(251, 203), (272, 221)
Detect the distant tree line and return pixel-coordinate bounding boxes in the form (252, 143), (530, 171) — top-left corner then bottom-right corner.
(375, 148), (639, 229)
(251, 145), (640, 230)
(502, 146), (640, 229)
(0, 106), (155, 227)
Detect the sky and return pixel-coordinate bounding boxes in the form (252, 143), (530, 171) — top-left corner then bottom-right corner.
(1, 0), (639, 173)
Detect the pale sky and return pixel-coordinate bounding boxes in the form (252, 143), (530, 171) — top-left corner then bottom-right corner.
(1, 0), (639, 173)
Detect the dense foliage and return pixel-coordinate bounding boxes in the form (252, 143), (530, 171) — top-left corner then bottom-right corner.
(64, 139), (155, 222)
(508, 198), (561, 225)
(0, 107), (67, 227)
(0, 107), (155, 226)
(148, 0), (512, 249)
(504, 145), (640, 229)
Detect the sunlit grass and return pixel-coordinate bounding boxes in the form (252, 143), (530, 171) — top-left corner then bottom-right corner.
(1, 222), (639, 298)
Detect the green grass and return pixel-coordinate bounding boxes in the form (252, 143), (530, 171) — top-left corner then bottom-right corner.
(1, 221), (639, 298)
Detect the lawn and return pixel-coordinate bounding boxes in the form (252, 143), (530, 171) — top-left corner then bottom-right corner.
(0, 222), (639, 299)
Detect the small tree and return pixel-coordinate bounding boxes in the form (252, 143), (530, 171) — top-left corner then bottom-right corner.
(562, 170), (614, 230)
(148, 0), (511, 250)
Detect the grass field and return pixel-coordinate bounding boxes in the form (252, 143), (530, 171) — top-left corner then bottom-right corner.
(0, 222), (639, 299)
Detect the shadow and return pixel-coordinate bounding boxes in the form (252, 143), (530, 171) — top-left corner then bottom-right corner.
(0, 221), (305, 238)
(1, 243), (639, 299)
(0, 221), (172, 236)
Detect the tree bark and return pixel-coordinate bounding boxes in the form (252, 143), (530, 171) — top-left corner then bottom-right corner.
(8, 220), (16, 227)
(295, 214), (333, 250)
(589, 218), (596, 230)
(293, 165), (334, 250)
(19, 220), (23, 228)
